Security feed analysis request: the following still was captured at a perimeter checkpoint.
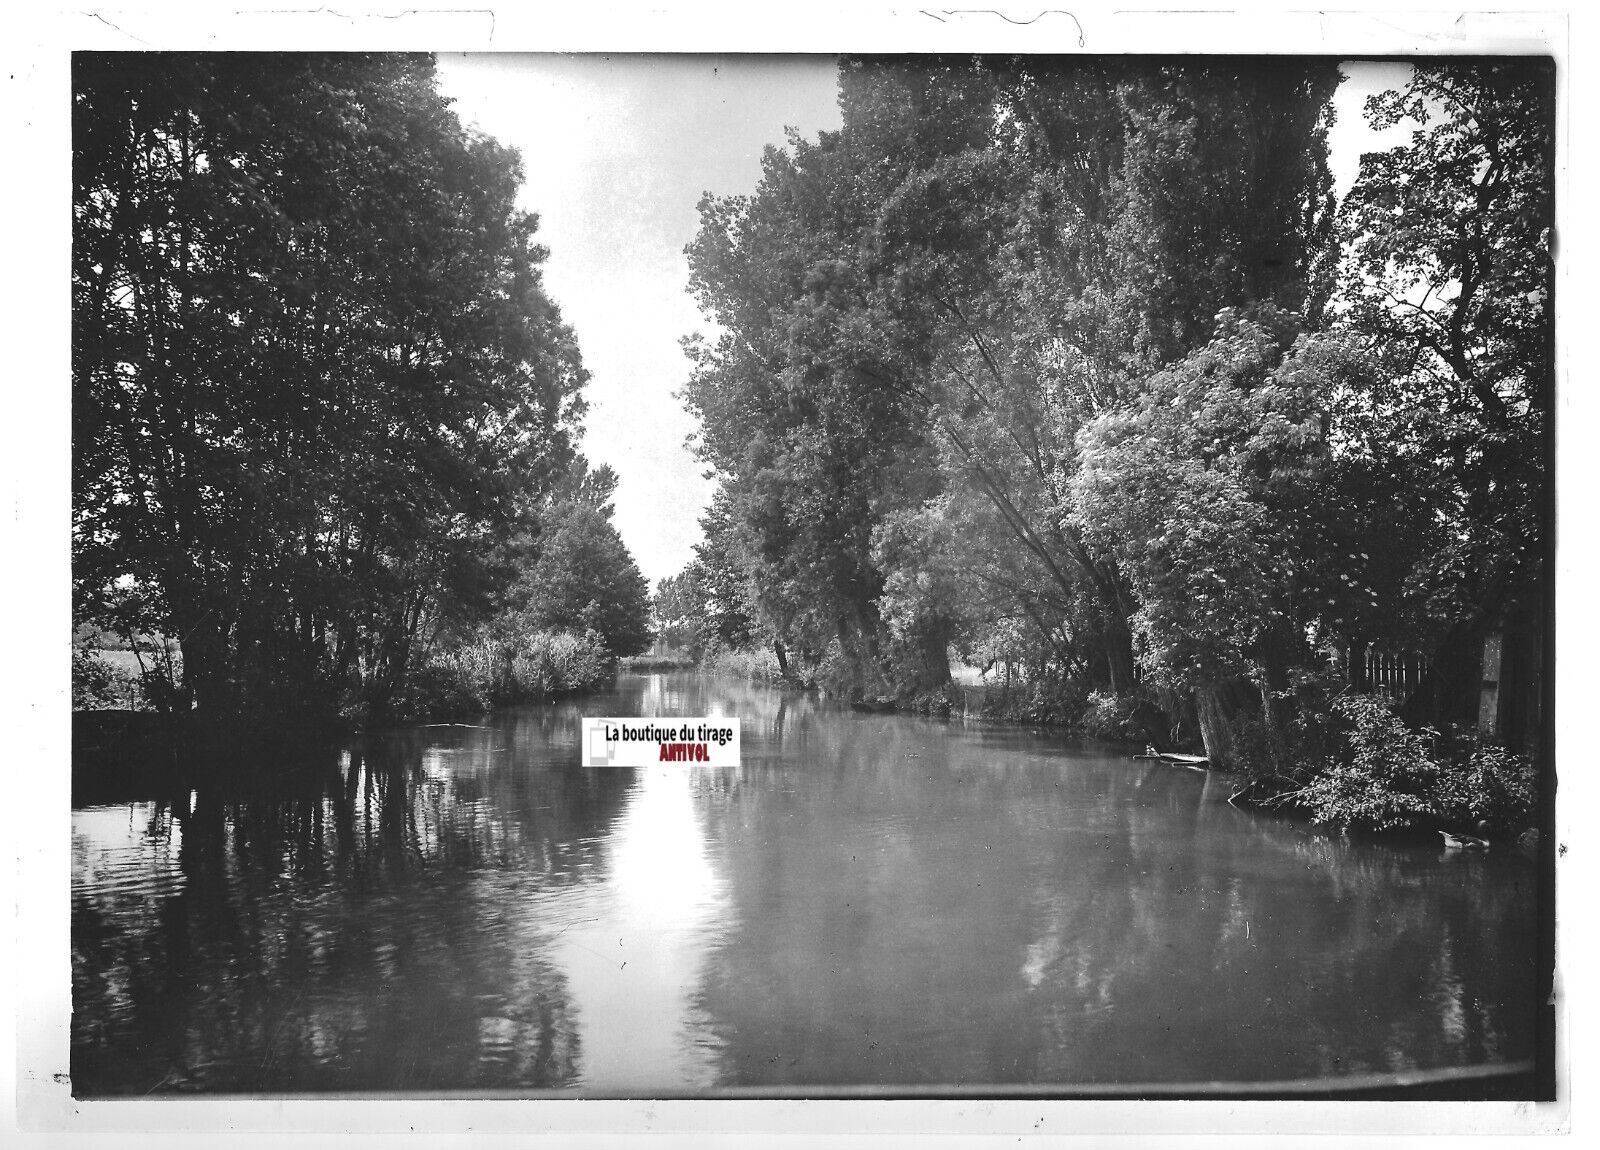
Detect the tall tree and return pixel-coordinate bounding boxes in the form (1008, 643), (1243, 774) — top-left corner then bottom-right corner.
(684, 56), (1343, 698)
(1335, 59), (1553, 731)
(1074, 309), (1404, 768)
(73, 53), (588, 722)
(510, 500), (653, 658)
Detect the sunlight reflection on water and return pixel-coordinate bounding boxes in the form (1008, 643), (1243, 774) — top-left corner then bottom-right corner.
(71, 673), (1541, 1094)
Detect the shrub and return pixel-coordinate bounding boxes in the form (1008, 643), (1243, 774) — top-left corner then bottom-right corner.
(1431, 734), (1539, 832)
(72, 643), (181, 711)
(388, 660), (488, 723)
(72, 649), (119, 709)
(815, 640), (865, 698)
(1223, 707), (1277, 781)
(704, 644), (789, 684)
(1082, 689), (1138, 741)
(1295, 693), (1539, 834)
(514, 628), (610, 696)
(1297, 694), (1441, 831)
(977, 678), (1088, 727)
(385, 625), (613, 724)
(903, 683), (962, 717)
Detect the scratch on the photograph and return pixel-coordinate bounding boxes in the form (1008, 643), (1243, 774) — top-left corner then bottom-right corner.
(921, 10), (1086, 45)
(87, 13), (153, 46)
(549, 916), (601, 938)
(142, 1066), (180, 1095)
(241, 8), (497, 40)
(559, 931), (629, 971)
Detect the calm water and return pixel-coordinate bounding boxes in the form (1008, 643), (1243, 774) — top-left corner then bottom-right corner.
(71, 673), (1541, 1095)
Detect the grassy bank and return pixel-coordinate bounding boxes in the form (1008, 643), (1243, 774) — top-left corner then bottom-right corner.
(701, 646), (792, 685)
(382, 627), (614, 725)
(619, 652), (697, 672)
(73, 625), (618, 730)
(686, 649), (1541, 841)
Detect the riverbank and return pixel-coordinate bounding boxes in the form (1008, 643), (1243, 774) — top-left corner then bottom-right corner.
(74, 647), (1542, 848)
(74, 624), (622, 734)
(692, 652), (1167, 746)
(682, 657), (1542, 845)
(619, 653), (697, 672)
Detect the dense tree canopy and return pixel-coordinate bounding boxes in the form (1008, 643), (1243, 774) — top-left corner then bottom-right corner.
(683, 55), (1344, 701)
(73, 53), (591, 722)
(677, 55), (1551, 773)
(1335, 61), (1553, 635)
(504, 466), (654, 658)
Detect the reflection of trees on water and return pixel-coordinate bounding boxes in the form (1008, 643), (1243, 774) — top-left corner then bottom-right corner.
(72, 724), (639, 1094)
(686, 719), (1538, 1087)
(73, 674), (1540, 1094)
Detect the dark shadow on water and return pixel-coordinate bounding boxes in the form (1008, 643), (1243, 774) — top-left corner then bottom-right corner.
(71, 673), (1549, 1097)
(71, 708), (643, 1094)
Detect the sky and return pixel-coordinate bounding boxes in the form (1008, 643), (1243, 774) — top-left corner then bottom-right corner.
(433, 56), (1414, 588)
(434, 54), (842, 587)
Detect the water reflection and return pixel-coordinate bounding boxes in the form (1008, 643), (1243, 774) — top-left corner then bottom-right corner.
(547, 765), (729, 1090)
(72, 674), (1540, 1094)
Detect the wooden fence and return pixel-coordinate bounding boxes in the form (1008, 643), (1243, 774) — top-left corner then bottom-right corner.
(1363, 647), (1431, 701)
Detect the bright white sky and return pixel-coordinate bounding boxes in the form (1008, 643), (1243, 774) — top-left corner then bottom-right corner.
(433, 55), (1414, 588)
(434, 54), (842, 587)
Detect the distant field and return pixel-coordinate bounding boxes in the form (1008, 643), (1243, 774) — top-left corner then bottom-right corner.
(95, 649), (148, 676)
(73, 628), (171, 652)
(79, 647), (181, 710)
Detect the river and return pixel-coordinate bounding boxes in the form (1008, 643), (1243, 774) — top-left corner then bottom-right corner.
(70, 672), (1541, 1095)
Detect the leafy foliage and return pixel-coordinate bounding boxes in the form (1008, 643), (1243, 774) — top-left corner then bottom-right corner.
(681, 56), (1343, 703)
(1298, 694), (1444, 831)
(389, 625), (612, 724)
(1335, 61), (1552, 630)
(1429, 733), (1540, 832)
(1073, 308), (1379, 689)
(72, 53), (590, 724)
(72, 649), (120, 710)
(508, 499), (653, 658)
(1296, 694), (1538, 833)
(672, 55), (1549, 797)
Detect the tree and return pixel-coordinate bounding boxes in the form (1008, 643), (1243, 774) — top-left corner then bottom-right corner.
(1338, 62), (1552, 434)
(1073, 309), (1401, 769)
(683, 132), (926, 688)
(73, 53), (587, 723)
(683, 55), (1343, 701)
(1335, 59), (1553, 732)
(686, 490), (763, 656)
(651, 569), (708, 657)
(511, 501), (653, 658)
(906, 59), (1341, 692)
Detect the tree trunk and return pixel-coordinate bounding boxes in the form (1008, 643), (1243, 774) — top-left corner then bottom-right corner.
(1347, 638), (1369, 691)
(903, 615), (953, 691)
(1130, 700), (1173, 752)
(1257, 630), (1295, 774)
(1103, 612), (1137, 695)
(176, 609), (229, 720)
(1194, 680), (1242, 771)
